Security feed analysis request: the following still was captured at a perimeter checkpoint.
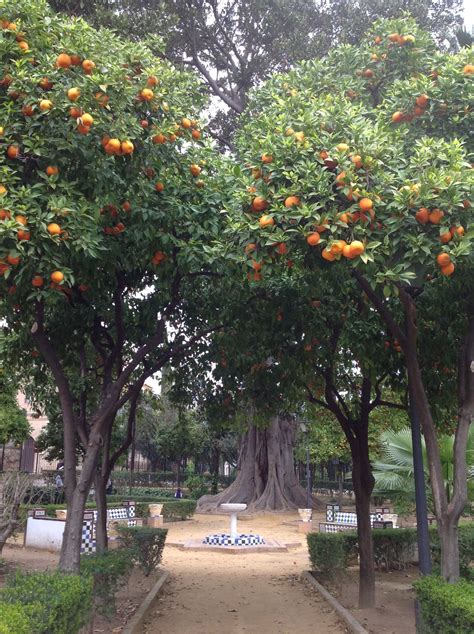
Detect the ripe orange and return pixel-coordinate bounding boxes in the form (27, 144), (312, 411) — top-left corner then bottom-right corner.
(191, 129), (201, 140)
(140, 88), (154, 101)
(322, 249), (336, 261)
(440, 262), (455, 276)
(81, 113), (94, 127)
(67, 87), (80, 101)
(294, 131), (305, 142)
(181, 117), (192, 128)
(251, 197), (268, 212)
(190, 164), (201, 177)
(349, 240), (365, 257)
(415, 94), (429, 108)
(440, 230), (452, 244)
(122, 201), (131, 212)
(38, 77), (53, 90)
(70, 54), (82, 66)
(7, 145), (20, 159)
(330, 240), (346, 255)
(338, 212), (352, 224)
(463, 64), (474, 75)
(245, 243), (257, 254)
(306, 232), (320, 246)
(0, 186), (6, 196)
(105, 138), (121, 154)
(15, 215), (27, 225)
(82, 59), (96, 74)
(359, 198), (373, 212)
(155, 182), (165, 192)
(50, 271), (64, 283)
(47, 223), (61, 235)
(336, 143), (349, 152)
(436, 253), (450, 267)
(39, 99), (53, 111)
(77, 123), (90, 135)
(7, 254), (19, 265)
(69, 106), (82, 119)
(56, 53), (72, 68)
(452, 226), (465, 236)
(261, 153), (273, 164)
(351, 154), (363, 169)
(18, 40), (29, 51)
(284, 195), (300, 208)
(391, 111), (404, 123)
(95, 92), (109, 107)
(259, 215), (274, 228)
(146, 75), (158, 87)
(17, 229), (30, 240)
(121, 140), (134, 154)
(251, 260), (262, 271)
(32, 275), (44, 287)
(388, 33), (399, 42)
(276, 243), (287, 255)
(152, 133), (166, 144)
(342, 244), (355, 259)
(415, 207), (429, 224)
(362, 69), (374, 78)
(429, 209), (444, 224)
(0, 209), (11, 220)
(46, 166), (59, 176)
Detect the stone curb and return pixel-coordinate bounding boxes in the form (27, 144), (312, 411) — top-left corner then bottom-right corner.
(122, 568), (170, 634)
(301, 571), (368, 634)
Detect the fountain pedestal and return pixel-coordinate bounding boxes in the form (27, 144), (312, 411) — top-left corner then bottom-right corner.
(220, 503), (247, 538)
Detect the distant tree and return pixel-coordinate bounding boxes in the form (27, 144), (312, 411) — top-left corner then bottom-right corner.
(0, 377), (30, 446)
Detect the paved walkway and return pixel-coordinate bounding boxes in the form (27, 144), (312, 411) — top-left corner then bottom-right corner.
(143, 513), (345, 634)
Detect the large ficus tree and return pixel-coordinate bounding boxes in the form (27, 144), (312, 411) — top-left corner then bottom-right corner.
(223, 16), (473, 582)
(0, 0), (228, 572)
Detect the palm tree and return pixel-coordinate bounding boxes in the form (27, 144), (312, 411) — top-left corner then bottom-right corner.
(372, 427), (474, 511)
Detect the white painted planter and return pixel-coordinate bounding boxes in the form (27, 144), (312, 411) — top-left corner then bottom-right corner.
(383, 513), (398, 527)
(55, 509), (67, 520)
(298, 508), (312, 522)
(148, 503), (164, 517)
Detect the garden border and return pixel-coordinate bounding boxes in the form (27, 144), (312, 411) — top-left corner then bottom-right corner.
(122, 567), (170, 634)
(301, 571), (368, 634)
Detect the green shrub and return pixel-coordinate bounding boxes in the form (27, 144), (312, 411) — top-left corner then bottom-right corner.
(414, 576), (474, 633)
(372, 528), (417, 570)
(0, 603), (38, 634)
(81, 548), (132, 616)
(307, 532), (357, 579)
(161, 499), (196, 521)
(184, 474), (209, 499)
(117, 526), (168, 576)
(0, 571), (93, 634)
(429, 523), (474, 579)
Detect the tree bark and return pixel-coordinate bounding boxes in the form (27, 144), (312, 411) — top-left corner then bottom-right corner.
(94, 472), (108, 553)
(197, 414), (318, 512)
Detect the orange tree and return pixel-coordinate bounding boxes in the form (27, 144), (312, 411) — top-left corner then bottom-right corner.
(0, 0), (229, 571)
(222, 16), (473, 582)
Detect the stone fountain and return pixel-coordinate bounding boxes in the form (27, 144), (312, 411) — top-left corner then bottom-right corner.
(202, 502), (265, 546)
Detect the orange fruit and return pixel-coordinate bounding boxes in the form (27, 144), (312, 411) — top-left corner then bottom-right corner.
(15, 215), (27, 225)
(38, 77), (53, 90)
(415, 94), (429, 108)
(276, 243), (287, 255)
(245, 243), (257, 254)
(56, 53), (72, 68)
(388, 33), (399, 42)
(155, 182), (165, 192)
(122, 201), (132, 212)
(284, 195), (300, 208)
(7, 145), (20, 159)
(463, 64), (474, 75)
(251, 197), (268, 212)
(415, 207), (429, 224)
(7, 254), (20, 265)
(436, 253), (450, 267)
(46, 166), (59, 176)
(349, 240), (365, 256)
(47, 222), (61, 235)
(429, 209), (444, 224)
(452, 226), (465, 236)
(105, 138), (121, 154)
(0, 209), (11, 220)
(18, 40), (29, 51)
(330, 240), (346, 255)
(67, 87), (81, 101)
(261, 153), (273, 164)
(32, 275), (44, 287)
(152, 133), (166, 144)
(359, 198), (373, 212)
(294, 131), (305, 142)
(391, 111), (404, 123)
(69, 106), (83, 119)
(39, 99), (53, 111)
(121, 140), (134, 154)
(190, 164), (201, 177)
(82, 59), (96, 74)
(440, 262), (455, 276)
(342, 244), (355, 259)
(50, 271), (64, 283)
(70, 54), (82, 66)
(191, 129), (201, 140)
(181, 117), (192, 128)
(22, 104), (34, 116)
(440, 230), (452, 244)
(336, 143), (349, 152)
(146, 75), (158, 87)
(140, 88), (154, 101)
(251, 260), (262, 271)
(306, 232), (320, 246)
(81, 113), (94, 127)
(95, 92), (109, 107)
(351, 154), (363, 169)
(76, 123), (90, 135)
(322, 249), (336, 261)
(17, 229), (30, 240)
(259, 215), (274, 228)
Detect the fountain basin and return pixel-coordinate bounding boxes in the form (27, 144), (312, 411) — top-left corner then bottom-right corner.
(203, 533), (265, 546)
(220, 503), (247, 512)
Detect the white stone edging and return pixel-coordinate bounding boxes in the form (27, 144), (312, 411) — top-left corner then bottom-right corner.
(122, 567), (170, 634)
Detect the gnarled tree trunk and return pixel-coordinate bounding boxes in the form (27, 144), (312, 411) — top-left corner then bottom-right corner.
(197, 414), (317, 512)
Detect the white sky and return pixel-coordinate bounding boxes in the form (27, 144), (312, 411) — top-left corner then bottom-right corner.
(463, 0), (474, 29)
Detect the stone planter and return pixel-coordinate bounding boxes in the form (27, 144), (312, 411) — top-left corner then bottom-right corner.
(148, 503), (164, 517)
(298, 508), (312, 522)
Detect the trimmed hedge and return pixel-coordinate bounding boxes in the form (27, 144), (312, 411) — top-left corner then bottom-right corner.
(414, 576), (474, 633)
(0, 603), (38, 634)
(117, 526), (168, 576)
(0, 571), (93, 634)
(81, 548), (132, 615)
(307, 528), (418, 577)
(429, 523), (474, 580)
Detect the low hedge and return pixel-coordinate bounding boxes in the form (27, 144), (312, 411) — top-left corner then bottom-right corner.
(307, 528), (418, 577)
(0, 603), (38, 634)
(81, 548), (132, 615)
(429, 523), (474, 580)
(117, 526), (168, 576)
(0, 571), (93, 634)
(414, 576), (474, 633)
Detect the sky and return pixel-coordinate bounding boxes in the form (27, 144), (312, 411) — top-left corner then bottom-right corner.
(463, 0), (474, 29)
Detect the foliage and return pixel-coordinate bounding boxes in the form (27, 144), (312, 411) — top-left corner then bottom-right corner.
(430, 523), (474, 580)
(307, 532), (357, 579)
(0, 377), (30, 445)
(373, 427), (474, 512)
(0, 472), (36, 552)
(370, 527), (418, 570)
(116, 525), (167, 576)
(184, 473), (209, 499)
(80, 548), (132, 616)
(0, 602), (38, 634)
(414, 576), (474, 634)
(111, 472), (176, 488)
(0, 571), (93, 634)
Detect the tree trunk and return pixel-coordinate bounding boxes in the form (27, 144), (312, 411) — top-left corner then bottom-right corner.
(94, 472), (108, 553)
(210, 446), (220, 494)
(197, 414), (318, 512)
(351, 445), (376, 609)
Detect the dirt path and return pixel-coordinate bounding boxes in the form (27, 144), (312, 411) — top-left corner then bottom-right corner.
(144, 513), (346, 634)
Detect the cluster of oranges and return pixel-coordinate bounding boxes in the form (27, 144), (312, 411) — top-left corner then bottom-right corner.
(414, 206), (465, 274)
(392, 93), (430, 124)
(101, 136), (134, 155)
(436, 253), (455, 277)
